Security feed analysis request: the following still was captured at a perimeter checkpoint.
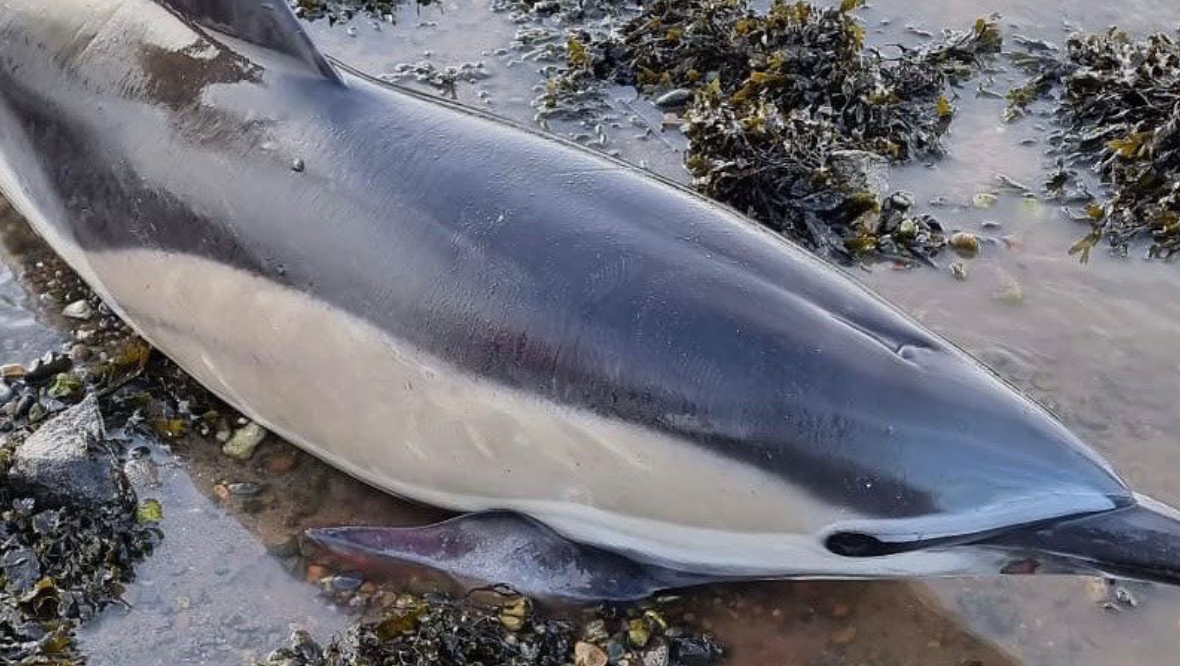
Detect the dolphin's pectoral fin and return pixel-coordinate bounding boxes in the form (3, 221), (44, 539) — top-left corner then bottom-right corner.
(305, 511), (723, 602)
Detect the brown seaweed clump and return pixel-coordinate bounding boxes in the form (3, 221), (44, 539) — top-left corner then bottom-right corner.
(1005, 29), (1180, 260)
(552, 0), (1002, 264)
(0, 390), (159, 665)
(1056, 31), (1180, 260)
(257, 592), (723, 666)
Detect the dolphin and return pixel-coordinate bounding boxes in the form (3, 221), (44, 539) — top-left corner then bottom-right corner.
(2, 0), (1180, 601)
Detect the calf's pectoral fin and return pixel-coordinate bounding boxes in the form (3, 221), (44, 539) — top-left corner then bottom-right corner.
(305, 511), (724, 602)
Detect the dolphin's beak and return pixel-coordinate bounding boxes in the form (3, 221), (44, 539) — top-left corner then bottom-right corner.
(976, 494), (1180, 585)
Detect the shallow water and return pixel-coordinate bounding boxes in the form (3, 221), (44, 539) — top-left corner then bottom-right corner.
(3, 0), (1180, 664)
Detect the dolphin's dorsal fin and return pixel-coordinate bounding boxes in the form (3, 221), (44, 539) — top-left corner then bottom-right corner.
(158, 0), (341, 82)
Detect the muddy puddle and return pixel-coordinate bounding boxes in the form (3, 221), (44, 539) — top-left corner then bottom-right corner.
(3, 0), (1180, 664)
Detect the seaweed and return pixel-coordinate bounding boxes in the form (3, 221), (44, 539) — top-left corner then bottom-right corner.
(1005, 29), (1180, 260)
(538, 0), (1002, 263)
(256, 591), (722, 666)
(291, 0), (435, 23)
(0, 412), (159, 665)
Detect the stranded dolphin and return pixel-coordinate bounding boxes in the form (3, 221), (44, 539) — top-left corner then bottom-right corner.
(2, 0), (1180, 601)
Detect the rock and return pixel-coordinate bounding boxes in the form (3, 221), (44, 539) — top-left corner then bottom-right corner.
(654, 88), (692, 108)
(222, 421), (268, 460)
(9, 395), (124, 507)
(61, 300), (93, 320)
(828, 150), (891, 204)
(575, 642), (608, 666)
(0, 545), (41, 594)
(0, 381), (13, 407)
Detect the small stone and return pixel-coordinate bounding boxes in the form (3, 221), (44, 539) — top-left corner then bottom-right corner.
(227, 481), (263, 497)
(324, 575), (363, 593)
(981, 220), (1002, 230)
(61, 300), (93, 320)
(654, 88), (693, 108)
(642, 639), (669, 666)
(0, 382), (12, 407)
(24, 353), (72, 383)
(291, 158), (305, 173)
(212, 483), (231, 502)
(222, 421), (268, 460)
(661, 112), (684, 129)
(68, 344), (92, 362)
(305, 564), (328, 582)
(1, 363), (26, 380)
(628, 618), (651, 647)
(949, 232), (980, 258)
(830, 625), (858, 645)
(950, 262), (968, 281)
(972, 192), (999, 208)
(575, 642), (608, 666)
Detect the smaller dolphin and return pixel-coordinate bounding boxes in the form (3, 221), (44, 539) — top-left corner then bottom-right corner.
(2, 0), (1180, 602)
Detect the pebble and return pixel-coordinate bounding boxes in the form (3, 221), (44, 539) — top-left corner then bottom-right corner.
(949, 232), (980, 258)
(68, 344), (92, 362)
(654, 88), (693, 108)
(61, 300), (93, 320)
(830, 625), (858, 645)
(222, 421), (268, 460)
(642, 639), (669, 666)
(981, 220), (1002, 230)
(661, 112), (684, 129)
(305, 564), (328, 583)
(1, 363), (26, 380)
(575, 642), (608, 666)
(972, 192), (999, 208)
(0, 382), (11, 407)
(227, 481), (263, 497)
(323, 575), (363, 593)
(950, 262), (968, 281)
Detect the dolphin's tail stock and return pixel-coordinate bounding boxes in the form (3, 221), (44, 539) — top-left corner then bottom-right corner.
(976, 494), (1180, 585)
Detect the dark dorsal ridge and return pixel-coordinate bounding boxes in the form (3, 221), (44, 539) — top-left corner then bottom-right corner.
(155, 0), (341, 82)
